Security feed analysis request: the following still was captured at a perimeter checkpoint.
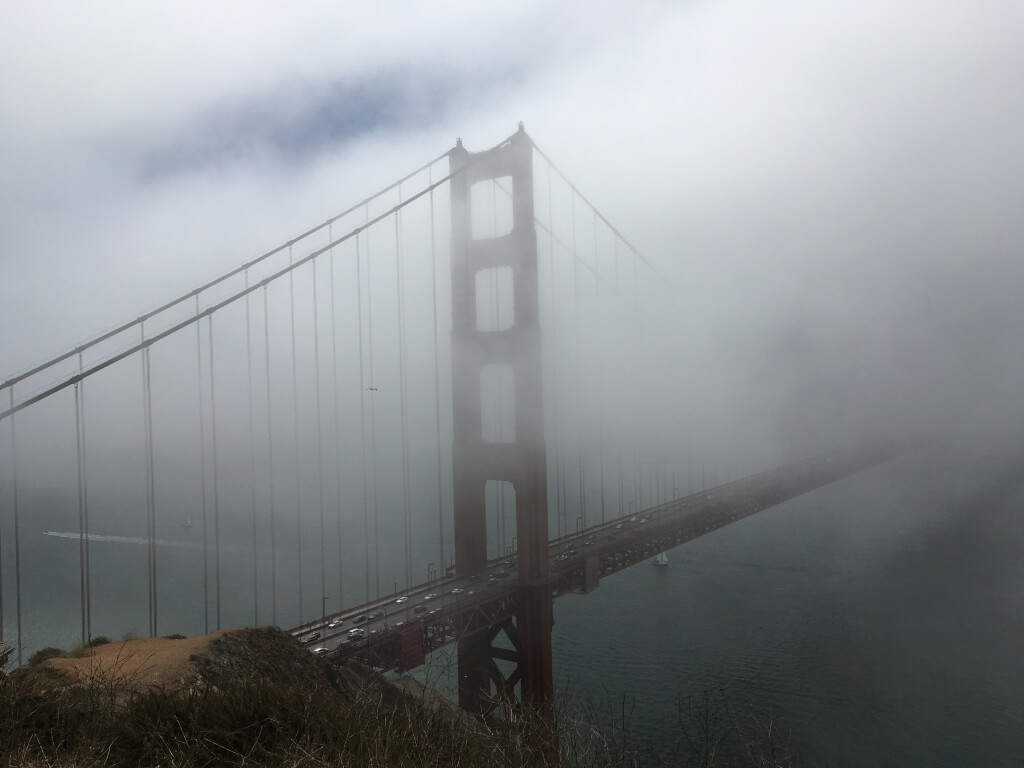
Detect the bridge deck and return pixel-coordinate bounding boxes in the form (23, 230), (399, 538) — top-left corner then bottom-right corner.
(289, 443), (907, 672)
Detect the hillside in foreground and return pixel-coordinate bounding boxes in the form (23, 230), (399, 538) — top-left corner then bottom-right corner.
(1, 628), (797, 767)
(1, 627), (546, 767)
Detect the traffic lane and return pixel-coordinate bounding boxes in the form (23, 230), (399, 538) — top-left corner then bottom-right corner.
(304, 579), (515, 655)
(301, 573), (500, 641)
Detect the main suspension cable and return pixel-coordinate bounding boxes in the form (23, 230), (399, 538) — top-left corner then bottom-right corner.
(530, 140), (671, 287)
(1, 150), (453, 395)
(0, 159), (488, 425)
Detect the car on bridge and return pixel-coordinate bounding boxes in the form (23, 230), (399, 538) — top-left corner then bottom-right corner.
(395, 596), (408, 604)
(301, 631), (320, 645)
(352, 614), (368, 625)
(423, 593), (438, 601)
(327, 618), (343, 629)
(312, 646), (329, 656)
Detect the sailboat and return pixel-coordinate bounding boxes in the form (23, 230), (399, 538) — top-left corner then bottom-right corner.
(653, 552), (669, 567)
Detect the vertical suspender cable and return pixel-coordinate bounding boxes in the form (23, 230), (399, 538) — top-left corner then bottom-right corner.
(0, 397), (4, 645)
(366, 222), (380, 600)
(141, 331), (156, 637)
(208, 316), (221, 630)
(313, 256), (327, 618)
(245, 270), (259, 625)
(545, 164), (564, 539)
(613, 237), (624, 518)
(8, 390), (23, 664)
(491, 181), (504, 556)
(571, 189), (587, 529)
(145, 346), (158, 636)
(288, 247), (303, 623)
(263, 286), (278, 625)
(74, 380), (87, 644)
(329, 224), (344, 609)
(594, 212), (606, 525)
(75, 352), (92, 641)
(81, 363), (92, 641)
(355, 234), (370, 604)
(195, 297), (210, 634)
(428, 176), (446, 576)
(394, 206), (413, 590)
(141, 345), (150, 637)
(140, 330), (150, 637)
(633, 253), (641, 510)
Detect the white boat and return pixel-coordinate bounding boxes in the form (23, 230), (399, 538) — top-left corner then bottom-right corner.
(653, 552), (669, 567)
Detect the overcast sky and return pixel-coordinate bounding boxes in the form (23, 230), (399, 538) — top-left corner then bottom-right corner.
(3, 0), (1023, 444)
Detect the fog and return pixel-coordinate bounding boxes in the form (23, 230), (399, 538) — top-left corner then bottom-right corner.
(2, 0), (1024, 669)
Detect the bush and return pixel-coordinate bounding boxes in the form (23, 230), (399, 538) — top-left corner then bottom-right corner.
(27, 647), (64, 667)
(87, 636), (112, 648)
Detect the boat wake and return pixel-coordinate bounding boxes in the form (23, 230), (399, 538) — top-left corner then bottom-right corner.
(43, 531), (193, 548)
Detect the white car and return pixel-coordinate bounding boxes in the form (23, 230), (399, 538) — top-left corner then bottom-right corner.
(395, 596), (409, 604)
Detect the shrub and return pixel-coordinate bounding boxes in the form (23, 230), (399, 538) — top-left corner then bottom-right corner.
(27, 647), (64, 667)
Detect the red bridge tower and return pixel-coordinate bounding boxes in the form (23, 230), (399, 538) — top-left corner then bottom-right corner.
(448, 125), (554, 717)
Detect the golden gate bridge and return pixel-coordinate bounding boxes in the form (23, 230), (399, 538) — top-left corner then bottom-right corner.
(0, 125), (908, 734)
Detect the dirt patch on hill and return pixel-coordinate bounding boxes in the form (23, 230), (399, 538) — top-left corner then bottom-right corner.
(45, 632), (227, 691)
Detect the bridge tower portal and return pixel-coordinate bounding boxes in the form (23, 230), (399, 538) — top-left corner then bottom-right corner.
(448, 125), (554, 721)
